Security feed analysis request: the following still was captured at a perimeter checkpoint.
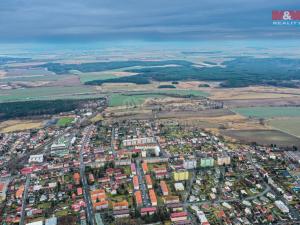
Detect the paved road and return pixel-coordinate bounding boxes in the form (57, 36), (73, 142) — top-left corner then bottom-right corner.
(136, 158), (151, 207)
(184, 170), (196, 203)
(80, 127), (96, 225)
(111, 127), (117, 157)
(19, 174), (30, 225)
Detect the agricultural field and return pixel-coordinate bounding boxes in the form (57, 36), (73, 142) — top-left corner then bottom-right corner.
(0, 86), (101, 102)
(155, 89), (209, 97)
(108, 89), (209, 107)
(221, 129), (300, 148)
(208, 86), (300, 100)
(69, 70), (118, 83)
(0, 119), (43, 133)
(56, 117), (74, 126)
(72, 67), (139, 84)
(78, 72), (117, 83)
(108, 93), (164, 107)
(269, 118), (300, 137)
(233, 107), (300, 118)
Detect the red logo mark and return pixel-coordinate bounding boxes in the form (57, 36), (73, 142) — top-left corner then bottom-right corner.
(272, 10), (300, 20)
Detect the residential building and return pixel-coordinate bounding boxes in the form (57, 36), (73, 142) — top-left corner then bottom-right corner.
(28, 154), (44, 164)
(217, 154), (231, 166)
(142, 162), (148, 174)
(131, 163), (136, 175)
(135, 191), (143, 206)
(173, 170), (189, 181)
(145, 175), (153, 189)
(141, 207), (157, 216)
(163, 195), (180, 204)
(170, 212), (188, 222)
(133, 175), (139, 190)
(123, 137), (156, 147)
(200, 157), (214, 168)
(160, 181), (169, 196)
(149, 189), (157, 206)
(183, 159), (197, 169)
(113, 200), (129, 210)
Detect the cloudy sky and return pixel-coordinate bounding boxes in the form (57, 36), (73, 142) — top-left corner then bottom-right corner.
(0, 0), (299, 42)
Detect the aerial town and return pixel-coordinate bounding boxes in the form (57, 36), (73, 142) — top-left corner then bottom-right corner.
(1, 0), (300, 224)
(1, 98), (300, 225)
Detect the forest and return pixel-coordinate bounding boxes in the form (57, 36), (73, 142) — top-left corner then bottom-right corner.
(39, 57), (300, 88)
(85, 57), (300, 88)
(0, 98), (105, 120)
(40, 60), (193, 74)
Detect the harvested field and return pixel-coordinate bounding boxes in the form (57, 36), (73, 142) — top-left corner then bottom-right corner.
(0, 120), (43, 133)
(269, 117), (300, 137)
(49, 75), (81, 86)
(156, 109), (234, 119)
(178, 114), (267, 130)
(221, 129), (300, 148)
(175, 120), (219, 129)
(208, 86), (300, 100)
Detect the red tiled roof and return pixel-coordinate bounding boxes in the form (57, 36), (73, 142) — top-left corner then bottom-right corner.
(171, 212), (188, 218)
(141, 207), (157, 213)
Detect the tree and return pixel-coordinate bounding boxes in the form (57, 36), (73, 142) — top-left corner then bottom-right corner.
(57, 181), (61, 192)
(259, 118), (265, 126)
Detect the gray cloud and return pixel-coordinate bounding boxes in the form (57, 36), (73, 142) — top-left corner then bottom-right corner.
(0, 0), (299, 42)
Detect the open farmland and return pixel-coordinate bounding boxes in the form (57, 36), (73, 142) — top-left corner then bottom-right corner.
(70, 70), (118, 83)
(108, 93), (164, 107)
(0, 86), (102, 102)
(221, 129), (300, 148)
(108, 89), (209, 107)
(78, 72), (117, 83)
(269, 118), (300, 137)
(155, 89), (209, 97)
(0, 120), (43, 133)
(233, 106), (300, 118)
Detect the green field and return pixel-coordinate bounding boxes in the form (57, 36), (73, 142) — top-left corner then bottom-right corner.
(0, 75), (66, 82)
(155, 89), (209, 97)
(269, 118), (300, 137)
(0, 86), (101, 102)
(108, 93), (164, 107)
(79, 73), (117, 83)
(233, 107), (300, 118)
(57, 117), (74, 126)
(70, 70), (118, 83)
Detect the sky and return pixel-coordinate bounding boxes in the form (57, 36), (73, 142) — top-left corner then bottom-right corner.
(0, 0), (299, 43)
